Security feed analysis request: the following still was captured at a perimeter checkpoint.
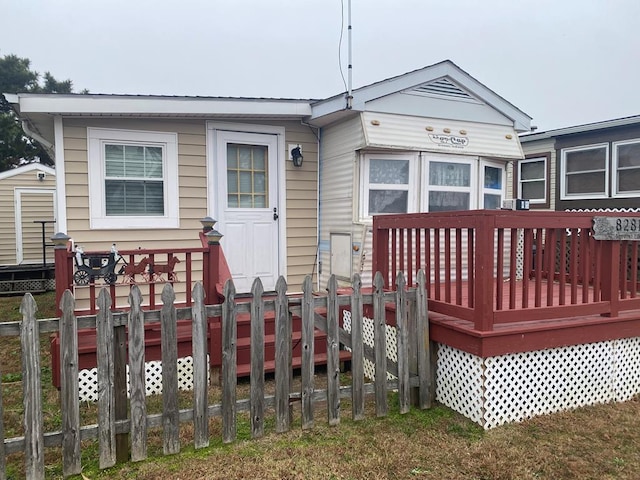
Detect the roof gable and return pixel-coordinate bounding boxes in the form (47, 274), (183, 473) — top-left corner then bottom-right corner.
(310, 60), (531, 131)
(0, 163), (55, 181)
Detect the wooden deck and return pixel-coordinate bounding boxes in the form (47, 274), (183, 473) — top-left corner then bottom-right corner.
(426, 278), (640, 357)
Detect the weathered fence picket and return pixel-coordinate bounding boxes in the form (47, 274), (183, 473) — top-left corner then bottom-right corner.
(191, 282), (209, 448)
(20, 294), (44, 480)
(128, 285), (147, 461)
(60, 290), (81, 476)
(350, 274), (365, 421)
(326, 275), (341, 426)
(250, 278), (265, 439)
(161, 284), (180, 455)
(222, 281), (237, 443)
(301, 275), (315, 429)
(275, 277), (291, 433)
(2, 271), (432, 478)
(373, 272), (388, 417)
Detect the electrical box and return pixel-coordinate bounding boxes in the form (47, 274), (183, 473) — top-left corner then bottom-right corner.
(502, 199), (530, 211)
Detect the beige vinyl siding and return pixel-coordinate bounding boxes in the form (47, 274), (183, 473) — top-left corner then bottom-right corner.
(0, 167), (56, 265)
(61, 117), (318, 304)
(19, 191), (56, 263)
(318, 115), (366, 288)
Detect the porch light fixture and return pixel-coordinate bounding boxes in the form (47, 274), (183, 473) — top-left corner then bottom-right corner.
(290, 146), (303, 168)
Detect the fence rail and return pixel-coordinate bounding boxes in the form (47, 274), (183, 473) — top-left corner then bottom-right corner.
(1, 271), (433, 478)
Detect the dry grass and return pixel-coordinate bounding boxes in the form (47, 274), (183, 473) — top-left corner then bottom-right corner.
(2, 292), (640, 479)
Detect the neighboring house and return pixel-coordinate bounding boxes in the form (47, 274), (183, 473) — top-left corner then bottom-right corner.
(518, 115), (640, 212)
(5, 60), (530, 293)
(0, 163), (56, 265)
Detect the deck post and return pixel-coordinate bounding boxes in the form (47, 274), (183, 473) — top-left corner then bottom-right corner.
(473, 215), (495, 331)
(601, 240), (620, 317)
(372, 217), (390, 288)
(51, 232), (72, 316)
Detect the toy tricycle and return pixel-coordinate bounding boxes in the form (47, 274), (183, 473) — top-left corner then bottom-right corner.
(73, 245), (127, 285)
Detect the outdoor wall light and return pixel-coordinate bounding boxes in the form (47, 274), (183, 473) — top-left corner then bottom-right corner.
(290, 146), (303, 167)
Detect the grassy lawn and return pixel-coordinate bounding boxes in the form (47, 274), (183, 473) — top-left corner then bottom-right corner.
(1, 292), (640, 479)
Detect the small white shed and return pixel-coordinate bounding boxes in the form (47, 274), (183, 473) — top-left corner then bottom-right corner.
(0, 163), (56, 265)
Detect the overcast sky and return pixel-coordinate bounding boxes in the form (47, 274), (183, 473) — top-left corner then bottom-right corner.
(2, 0), (639, 131)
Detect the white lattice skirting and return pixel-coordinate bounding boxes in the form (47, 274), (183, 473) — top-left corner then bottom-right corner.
(343, 311), (640, 429)
(438, 340), (640, 429)
(78, 355), (208, 402)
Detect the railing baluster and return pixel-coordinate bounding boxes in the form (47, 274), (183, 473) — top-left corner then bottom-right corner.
(444, 229), (451, 303)
(456, 228), (463, 306)
(534, 228), (543, 308)
(496, 228), (504, 310)
(509, 228), (517, 310)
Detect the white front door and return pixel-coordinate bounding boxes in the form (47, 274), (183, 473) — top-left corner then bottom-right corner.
(215, 130), (280, 292)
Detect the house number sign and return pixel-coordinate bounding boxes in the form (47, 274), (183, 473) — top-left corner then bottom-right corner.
(593, 216), (640, 241)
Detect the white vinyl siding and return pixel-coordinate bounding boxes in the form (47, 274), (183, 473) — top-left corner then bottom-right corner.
(613, 139), (640, 197)
(87, 128), (179, 229)
(560, 144), (609, 200)
(518, 157), (546, 204)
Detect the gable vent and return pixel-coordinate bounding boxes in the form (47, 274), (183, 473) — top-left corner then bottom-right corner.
(409, 78), (478, 102)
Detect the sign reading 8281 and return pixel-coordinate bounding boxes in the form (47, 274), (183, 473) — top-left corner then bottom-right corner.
(593, 216), (640, 241)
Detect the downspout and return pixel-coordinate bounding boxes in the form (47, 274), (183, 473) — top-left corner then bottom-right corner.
(53, 116), (68, 234)
(316, 127), (323, 291)
(21, 120), (55, 157)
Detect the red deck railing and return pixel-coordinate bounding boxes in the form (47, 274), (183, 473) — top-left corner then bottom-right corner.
(372, 210), (640, 332)
(53, 231), (230, 315)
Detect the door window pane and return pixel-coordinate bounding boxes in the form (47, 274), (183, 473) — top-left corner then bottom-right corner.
(227, 143), (269, 208)
(484, 193), (501, 210)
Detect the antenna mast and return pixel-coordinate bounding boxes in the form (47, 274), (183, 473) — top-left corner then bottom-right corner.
(346, 0), (353, 109)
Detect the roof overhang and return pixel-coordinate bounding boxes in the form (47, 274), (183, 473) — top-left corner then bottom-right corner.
(520, 114), (640, 142)
(7, 93), (313, 117)
(361, 112), (524, 160)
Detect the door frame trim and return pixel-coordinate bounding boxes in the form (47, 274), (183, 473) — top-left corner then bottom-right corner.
(206, 121), (288, 283)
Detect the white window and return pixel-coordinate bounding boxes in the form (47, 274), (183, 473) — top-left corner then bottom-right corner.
(481, 160), (505, 209)
(560, 144), (609, 200)
(425, 159), (473, 212)
(361, 154), (417, 217)
(88, 128), (179, 229)
(613, 139), (640, 197)
(361, 153), (504, 218)
(517, 157), (547, 204)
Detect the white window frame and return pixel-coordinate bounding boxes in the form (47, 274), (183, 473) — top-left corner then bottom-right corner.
(560, 143), (609, 200)
(612, 138), (640, 198)
(421, 154), (478, 212)
(480, 159), (505, 209)
(360, 153), (418, 220)
(87, 128), (179, 229)
(517, 156), (547, 204)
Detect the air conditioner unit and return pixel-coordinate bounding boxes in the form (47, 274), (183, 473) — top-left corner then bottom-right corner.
(502, 199), (530, 211)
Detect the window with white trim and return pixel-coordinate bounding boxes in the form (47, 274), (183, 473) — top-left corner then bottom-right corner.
(517, 156), (546, 204)
(426, 159), (473, 212)
(560, 144), (608, 199)
(88, 128), (179, 229)
(613, 139), (640, 197)
(361, 154), (417, 217)
(360, 153), (504, 219)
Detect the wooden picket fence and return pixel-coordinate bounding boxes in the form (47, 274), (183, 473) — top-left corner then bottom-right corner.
(0, 271), (433, 479)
